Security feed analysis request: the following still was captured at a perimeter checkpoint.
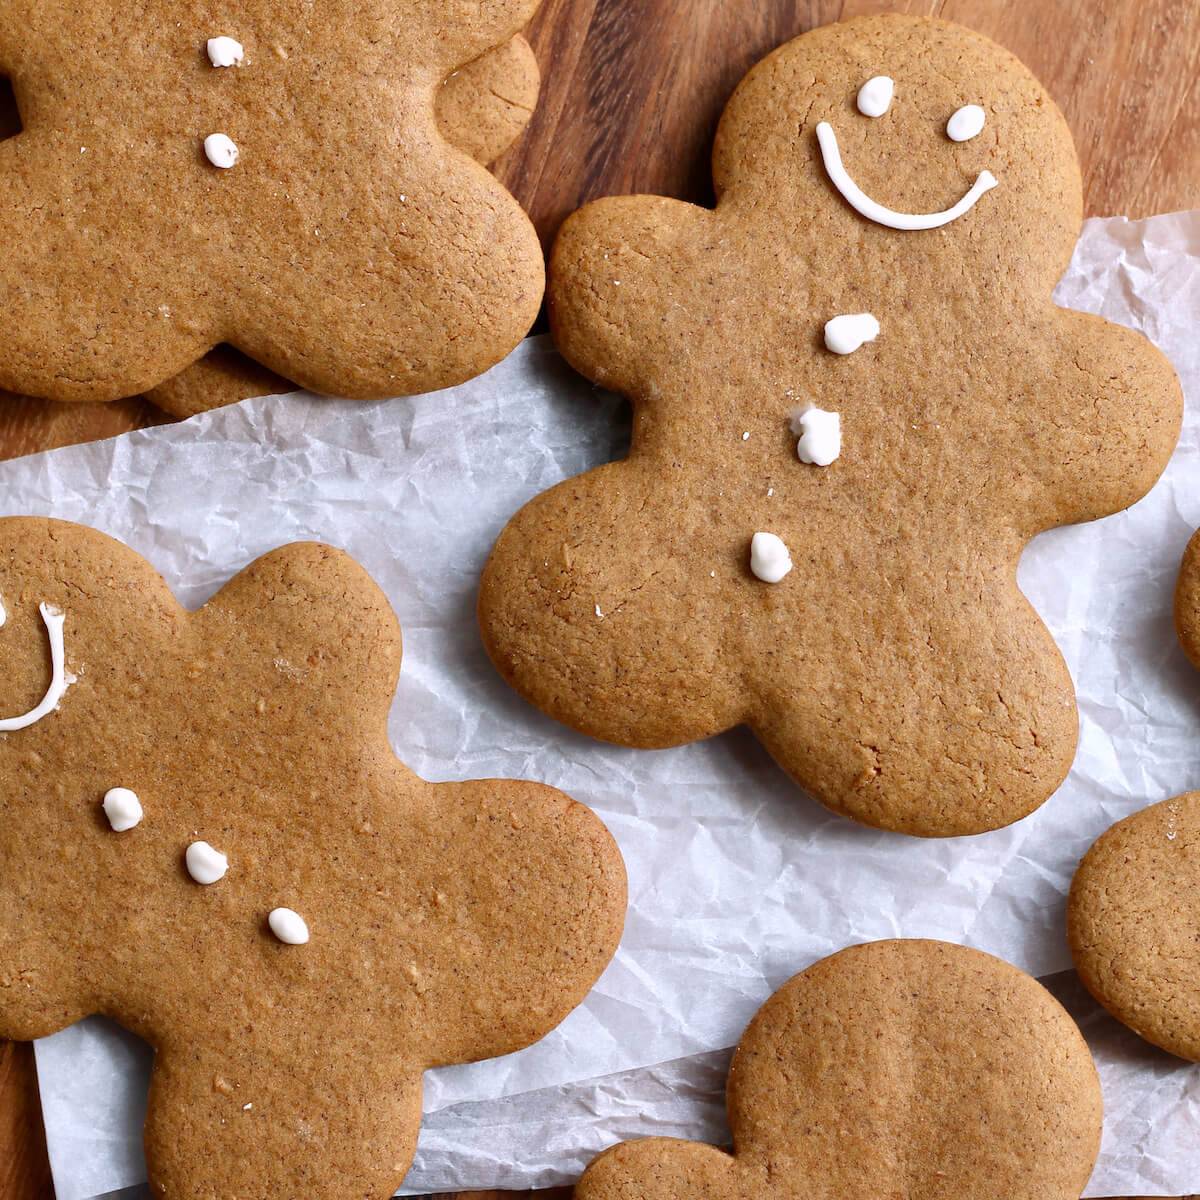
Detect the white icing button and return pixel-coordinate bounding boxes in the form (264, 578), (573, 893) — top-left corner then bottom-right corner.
(206, 37), (245, 68)
(103, 788), (143, 833)
(856, 76), (894, 118)
(186, 841), (229, 885)
(269, 908), (310, 945)
(815, 121), (998, 231)
(0, 597), (6, 627)
(791, 407), (842, 466)
(947, 104), (986, 142)
(750, 532), (793, 584)
(204, 133), (240, 169)
(0, 603), (69, 732)
(824, 312), (880, 355)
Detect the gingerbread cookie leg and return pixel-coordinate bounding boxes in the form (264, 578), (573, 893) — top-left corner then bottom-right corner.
(145, 33), (543, 420)
(481, 459), (749, 750)
(143, 1037), (424, 1198)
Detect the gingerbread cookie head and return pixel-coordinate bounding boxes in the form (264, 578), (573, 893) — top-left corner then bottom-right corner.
(480, 14), (1182, 837)
(577, 940), (1102, 1200)
(1069, 793), (1200, 1061)
(0, 1), (544, 404)
(0, 518), (626, 1198)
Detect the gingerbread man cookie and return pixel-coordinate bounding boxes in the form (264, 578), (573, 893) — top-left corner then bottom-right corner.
(142, 33), (543, 419)
(0, 1), (544, 404)
(0, 518), (626, 1198)
(1069, 793), (1200, 1061)
(576, 939), (1102, 1200)
(480, 14), (1182, 837)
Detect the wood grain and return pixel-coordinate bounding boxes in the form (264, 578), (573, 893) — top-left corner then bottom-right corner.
(2, 1), (1199, 1196)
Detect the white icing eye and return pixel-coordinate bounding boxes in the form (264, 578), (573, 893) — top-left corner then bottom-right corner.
(947, 104), (985, 142)
(857, 76), (894, 118)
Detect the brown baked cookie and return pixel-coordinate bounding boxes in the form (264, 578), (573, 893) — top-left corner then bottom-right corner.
(0, 517), (625, 1198)
(1069, 793), (1200, 1061)
(1176, 527), (1200, 668)
(143, 33), (542, 419)
(0, 2), (544, 404)
(480, 14), (1182, 838)
(576, 939), (1102, 1200)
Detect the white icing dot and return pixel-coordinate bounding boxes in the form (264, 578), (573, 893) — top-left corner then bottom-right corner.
(947, 104), (986, 142)
(824, 312), (880, 355)
(0, 596), (5, 627)
(269, 908), (310, 945)
(206, 37), (245, 68)
(103, 788), (143, 833)
(856, 75), (894, 118)
(790, 406), (842, 466)
(204, 133), (240, 169)
(750, 532), (793, 584)
(186, 841), (229, 885)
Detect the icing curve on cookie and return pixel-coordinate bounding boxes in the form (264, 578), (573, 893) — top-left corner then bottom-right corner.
(0, 602), (68, 732)
(816, 121), (998, 231)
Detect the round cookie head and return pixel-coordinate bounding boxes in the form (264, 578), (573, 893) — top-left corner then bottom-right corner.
(576, 940), (1102, 1200)
(0, 518), (626, 1198)
(712, 15), (1081, 294)
(1069, 793), (1200, 1061)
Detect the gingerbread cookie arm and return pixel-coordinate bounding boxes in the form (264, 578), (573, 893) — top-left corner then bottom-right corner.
(143, 1035), (424, 1198)
(144, 34), (542, 420)
(438, 34), (540, 168)
(551, 196), (719, 408)
(401, 778), (626, 1066)
(1016, 308), (1182, 533)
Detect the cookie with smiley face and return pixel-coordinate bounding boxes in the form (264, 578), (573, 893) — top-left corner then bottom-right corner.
(479, 14), (1182, 837)
(0, 517), (626, 1198)
(576, 939), (1102, 1200)
(0, 1), (544, 405)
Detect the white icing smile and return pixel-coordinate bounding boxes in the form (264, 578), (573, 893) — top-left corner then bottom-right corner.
(0, 602), (69, 732)
(816, 121), (998, 231)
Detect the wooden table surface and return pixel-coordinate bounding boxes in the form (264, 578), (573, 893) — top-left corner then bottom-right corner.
(2, 0), (1198, 1196)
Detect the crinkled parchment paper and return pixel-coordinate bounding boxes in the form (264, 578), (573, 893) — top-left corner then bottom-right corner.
(9, 212), (1200, 1197)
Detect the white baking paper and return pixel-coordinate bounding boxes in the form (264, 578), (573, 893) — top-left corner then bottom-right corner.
(10, 211), (1200, 1198)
